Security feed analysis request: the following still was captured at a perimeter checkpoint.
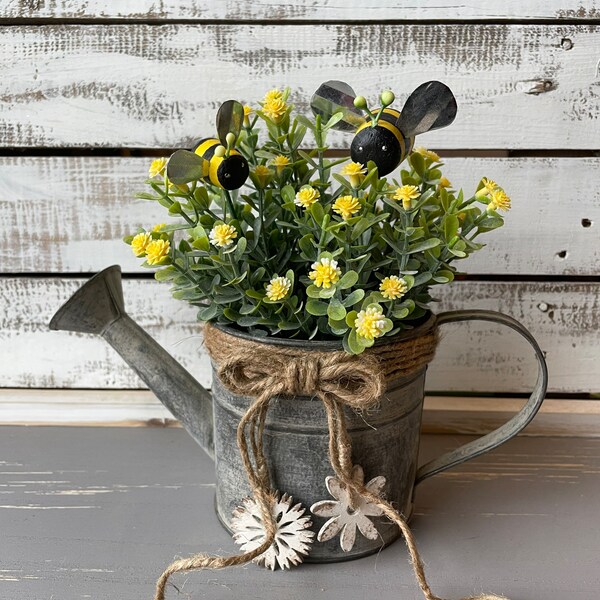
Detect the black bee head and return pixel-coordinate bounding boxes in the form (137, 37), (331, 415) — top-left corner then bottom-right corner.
(350, 126), (402, 177)
(218, 154), (249, 190)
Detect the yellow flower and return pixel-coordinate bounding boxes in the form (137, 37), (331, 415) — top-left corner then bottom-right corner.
(414, 147), (440, 162)
(209, 223), (238, 248)
(149, 158), (167, 178)
(476, 177), (499, 198)
(145, 239), (170, 265)
(243, 104), (253, 126)
(393, 185), (420, 210)
(271, 155), (291, 173)
(262, 98), (287, 123)
(379, 275), (408, 300)
(253, 164), (273, 188)
(309, 257), (341, 288)
(332, 195), (361, 220)
(263, 89), (283, 103)
(131, 232), (151, 257)
(152, 223), (166, 232)
(438, 176), (451, 189)
(266, 276), (292, 301)
(341, 161), (367, 188)
(355, 306), (387, 340)
(295, 185), (320, 209)
(488, 189), (511, 212)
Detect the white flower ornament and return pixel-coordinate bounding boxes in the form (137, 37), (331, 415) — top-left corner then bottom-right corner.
(231, 493), (314, 570)
(310, 465), (386, 552)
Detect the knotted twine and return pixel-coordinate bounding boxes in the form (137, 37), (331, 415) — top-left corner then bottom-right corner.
(154, 319), (507, 600)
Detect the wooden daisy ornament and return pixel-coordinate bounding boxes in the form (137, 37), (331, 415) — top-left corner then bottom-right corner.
(310, 465), (386, 552)
(231, 493), (314, 570)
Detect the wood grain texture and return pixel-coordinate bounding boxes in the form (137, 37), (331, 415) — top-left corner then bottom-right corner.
(3, 389), (600, 437)
(3, 1), (600, 21)
(0, 427), (598, 599)
(1, 24), (599, 148)
(2, 156), (599, 275)
(3, 0), (600, 21)
(1, 277), (597, 394)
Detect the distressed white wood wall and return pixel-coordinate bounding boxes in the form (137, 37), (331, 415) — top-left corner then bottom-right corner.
(0, 1), (599, 425)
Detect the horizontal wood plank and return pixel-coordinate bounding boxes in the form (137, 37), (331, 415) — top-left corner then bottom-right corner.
(2, 1), (600, 21)
(0, 277), (597, 394)
(2, 389), (599, 437)
(1, 24), (598, 148)
(2, 156), (599, 275)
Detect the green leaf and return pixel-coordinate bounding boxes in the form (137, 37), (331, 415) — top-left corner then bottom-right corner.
(167, 149), (205, 184)
(306, 284), (322, 298)
(234, 236), (247, 261)
(337, 270), (358, 290)
(197, 304), (218, 320)
(409, 151), (425, 177)
(347, 329), (366, 354)
(318, 285), (337, 299)
(281, 185), (296, 204)
(168, 201), (182, 215)
(342, 288), (365, 307)
(443, 215), (459, 240)
(413, 272), (432, 286)
(309, 201), (325, 223)
(327, 298), (346, 321)
(407, 238), (441, 254)
(346, 310), (358, 327)
(324, 112), (345, 130)
(154, 267), (177, 282)
(306, 299), (328, 316)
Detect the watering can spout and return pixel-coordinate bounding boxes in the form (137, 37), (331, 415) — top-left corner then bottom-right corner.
(49, 265), (214, 459)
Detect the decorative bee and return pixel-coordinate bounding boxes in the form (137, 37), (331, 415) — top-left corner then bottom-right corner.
(310, 80), (457, 176)
(167, 100), (250, 191)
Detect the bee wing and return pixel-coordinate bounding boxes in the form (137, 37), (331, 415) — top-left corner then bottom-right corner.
(216, 100), (245, 146)
(396, 81), (457, 137)
(310, 80), (366, 132)
(166, 149), (207, 184)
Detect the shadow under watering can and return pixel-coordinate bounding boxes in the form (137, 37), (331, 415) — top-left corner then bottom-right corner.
(49, 265), (548, 563)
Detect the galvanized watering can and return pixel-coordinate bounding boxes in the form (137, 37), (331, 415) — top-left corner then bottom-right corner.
(50, 265), (548, 562)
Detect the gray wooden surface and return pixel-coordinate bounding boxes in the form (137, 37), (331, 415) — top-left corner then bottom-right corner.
(1, 427), (598, 599)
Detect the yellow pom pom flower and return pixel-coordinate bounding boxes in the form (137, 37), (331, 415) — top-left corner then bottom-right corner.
(355, 306), (387, 341)
(393, 185), (420, 210)
(309, 257), (342, 288)
(148, 158), (167, 178)
(379, 275), (408, 300)
(488, 189), (511, 212)
(438, 176), (452, 189)
(340, 161), (367, 188)
(476, 177), (499, 198)
(209, 223), (238, 248)
(414, 147), (440, 162)
(152, 223), (166, 232)
(243, 104), (253, 126)
(332, 195), (361, 220)
(253, 164), (273, 188)
(266, 276), (292, 301)
(295, 186), (320, 209)
(131, 232), (151, 257)
(145, 239), (170, 265)
(263, 89), (283, 103)
(271, 155), (291, 173)
(262, 98), (287, 123)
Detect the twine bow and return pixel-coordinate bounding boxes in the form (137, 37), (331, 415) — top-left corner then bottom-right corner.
(154, 323), (508, 600)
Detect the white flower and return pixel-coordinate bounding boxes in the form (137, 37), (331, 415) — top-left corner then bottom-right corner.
(232, 493), (314, 570)
(310, 465), (386, 552)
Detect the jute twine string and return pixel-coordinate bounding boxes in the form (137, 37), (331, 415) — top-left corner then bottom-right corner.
(154, 320), (507, 600)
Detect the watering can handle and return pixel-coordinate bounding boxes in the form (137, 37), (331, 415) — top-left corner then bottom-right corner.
(415, 309), (548, 485)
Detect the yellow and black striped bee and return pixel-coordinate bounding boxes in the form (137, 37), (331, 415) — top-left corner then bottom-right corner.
(311, 80), (457, 176)
(167, 100), (249, 191)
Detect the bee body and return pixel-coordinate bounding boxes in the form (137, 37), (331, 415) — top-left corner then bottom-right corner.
(351, 108), (414, 176)
(195, 137), (249, 191)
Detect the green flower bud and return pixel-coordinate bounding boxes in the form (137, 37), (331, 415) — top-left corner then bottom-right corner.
(225, 132), (236, 148)
(354, 96), (367, 110)
(380, 90), (395, 107)
(214, 145), (226, 158)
